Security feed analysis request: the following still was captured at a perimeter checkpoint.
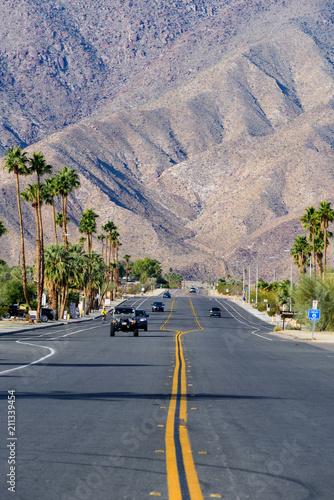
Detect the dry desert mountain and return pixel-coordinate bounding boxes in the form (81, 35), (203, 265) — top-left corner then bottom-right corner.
(1, 0), (334, 280)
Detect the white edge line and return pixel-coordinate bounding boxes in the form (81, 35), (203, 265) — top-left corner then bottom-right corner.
(215, 298), (273, 341)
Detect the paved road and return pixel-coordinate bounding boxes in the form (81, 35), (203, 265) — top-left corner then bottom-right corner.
(1, 289), (334, 499)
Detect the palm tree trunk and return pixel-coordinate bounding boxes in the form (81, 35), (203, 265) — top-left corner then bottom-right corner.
(16, 174), (31, 309)
(60, 284), (69, 320)
(324, 226), (328, 273)
(47, 282), (58, 320)
(312, 231), (316, 278)
(34, 204), (42, 322)
(37, 176), (45, 322)
(64, 195), (68, 246)
(52, 199), (58, 244)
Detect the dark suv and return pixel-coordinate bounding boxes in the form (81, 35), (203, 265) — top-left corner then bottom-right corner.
(4, 305), (55, 322)
(135, 309), (149, 331)
(152, 301), (164, 312)
(210, 307), (221, 317)
(110, 306), (140, 336)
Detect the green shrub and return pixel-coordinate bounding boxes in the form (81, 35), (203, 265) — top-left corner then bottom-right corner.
(293, 273), (334, 331)
(0, 304), (9, 318)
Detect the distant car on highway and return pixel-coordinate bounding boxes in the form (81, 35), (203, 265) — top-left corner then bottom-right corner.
(163, 292), (171, 298)
(135, 309), (149, 331)
(152, 301), (164, 312)
(210, 307), (221, 317)
(189, 287), (197, 293)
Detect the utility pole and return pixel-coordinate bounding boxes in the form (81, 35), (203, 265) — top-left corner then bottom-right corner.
(248, 266), (251, 304)
(290, 263), (293, 312)
(255, 265), (258, 305)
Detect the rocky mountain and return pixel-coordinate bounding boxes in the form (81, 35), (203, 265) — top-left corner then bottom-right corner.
(1, 0), (334, 280)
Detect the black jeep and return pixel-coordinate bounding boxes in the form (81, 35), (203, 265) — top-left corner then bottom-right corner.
(110, 306), (140, 336)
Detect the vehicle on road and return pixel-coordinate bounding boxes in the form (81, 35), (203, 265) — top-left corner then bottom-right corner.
(210, 307), (221, 317)
(163, 292), (171, 298)
(110, 306), (140, 336)
(135, 309), (149, 331)
(152, 301), (164, 312)
(189, 287), (197, 293)
(4, 304), (55, 322)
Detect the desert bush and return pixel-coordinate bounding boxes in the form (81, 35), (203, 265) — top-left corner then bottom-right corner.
(292, 273), (334, 331)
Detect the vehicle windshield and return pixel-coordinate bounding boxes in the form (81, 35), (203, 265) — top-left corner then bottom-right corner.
(115, 308), (134, 314)
(211, 308), (220, 311)
(153, 302), (163, 305)
(135, 310), (145, 316)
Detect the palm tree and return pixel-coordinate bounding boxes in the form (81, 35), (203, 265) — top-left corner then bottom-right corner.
(0, 219), (7, 238)
(111, 231), (120, 296)
(101, 221), (117, 297)
(123, 254), (131, 284)
(291, 236), (311, 274)
(21, 183), (44, 320)
(55, 167), (80, 245)
(44, 243), (84, 320)
(44, 176), (60, 244)
(300, 206), (319, 277)
(44, 244), (62, 319)
(55, 212), (69, 232)
(98, 234), (106, 260)
(314, 235), (324, 278)
(316, 201), (334, 272)
(3, 146), (32, 308)
(79, 209), (99, 314)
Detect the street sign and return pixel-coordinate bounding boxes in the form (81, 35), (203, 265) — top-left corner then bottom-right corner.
(312, 300), (318, 309)
(309, 309), (320, 322)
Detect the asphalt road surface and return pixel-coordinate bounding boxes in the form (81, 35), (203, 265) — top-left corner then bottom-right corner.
(1, 289), (334, 500)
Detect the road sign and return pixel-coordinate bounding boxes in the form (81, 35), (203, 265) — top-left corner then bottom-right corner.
(309, 309), (320, 322)
(313, 300), (318, 309)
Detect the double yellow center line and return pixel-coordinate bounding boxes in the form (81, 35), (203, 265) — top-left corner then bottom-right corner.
(161, 297), (204, 500)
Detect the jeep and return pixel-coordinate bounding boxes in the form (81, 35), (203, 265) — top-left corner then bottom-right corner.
(110, 306), (139, 336)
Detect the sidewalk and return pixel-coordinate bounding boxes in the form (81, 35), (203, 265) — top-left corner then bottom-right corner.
(0, 299), (123, 336)
(0, 288), (165, 336)
(210, 290), (334, 343)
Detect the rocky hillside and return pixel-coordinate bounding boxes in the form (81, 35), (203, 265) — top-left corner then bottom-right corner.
(1, 0), (334, 280)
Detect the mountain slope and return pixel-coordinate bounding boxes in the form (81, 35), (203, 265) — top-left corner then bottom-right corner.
(1, 0), (334, 279)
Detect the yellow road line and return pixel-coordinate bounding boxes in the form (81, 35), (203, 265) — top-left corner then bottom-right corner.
(162, 296), (204, 500)
(165, 332), (182, 500)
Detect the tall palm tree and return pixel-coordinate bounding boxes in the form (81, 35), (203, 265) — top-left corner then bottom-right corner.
(79, 209), (99, 314)
(101, 221), (117, 297)
(21, 183), (44, 320)
(291, 236), (311, 274)
(316, 201), (334, 272)
(111, 231), (120, 296)
(44, 176), (60, 244)
(55, 167), (80, 245)
(123, 254), (131, 284)
(300, 206), (319, 277)
(3, 146), (32, 308)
